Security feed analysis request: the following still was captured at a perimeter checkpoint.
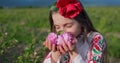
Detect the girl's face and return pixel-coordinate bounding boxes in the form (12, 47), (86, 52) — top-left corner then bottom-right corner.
(52, 12), (82, 37)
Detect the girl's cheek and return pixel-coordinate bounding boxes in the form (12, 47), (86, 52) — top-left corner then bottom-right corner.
(71, 29), (81, 37)
(71, 32), (78, 37)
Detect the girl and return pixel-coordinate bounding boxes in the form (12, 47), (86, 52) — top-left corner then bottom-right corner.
(43, 0), (107, 63)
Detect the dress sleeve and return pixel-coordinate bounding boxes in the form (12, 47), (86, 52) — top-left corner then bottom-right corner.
(43, 52), (61, 63)
(87, 33), (106, 63)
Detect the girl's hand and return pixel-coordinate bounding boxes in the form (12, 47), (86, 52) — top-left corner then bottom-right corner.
(58, 38), (77, 54)
(43, 40), (57, 51)
(43, 40), (61, 63)
(59, 38), (78, 60)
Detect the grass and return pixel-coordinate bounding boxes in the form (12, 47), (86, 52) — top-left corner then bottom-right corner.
(0, 7), (120, 63)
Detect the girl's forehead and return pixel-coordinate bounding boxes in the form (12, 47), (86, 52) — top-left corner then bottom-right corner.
(52, 13), (74, 25)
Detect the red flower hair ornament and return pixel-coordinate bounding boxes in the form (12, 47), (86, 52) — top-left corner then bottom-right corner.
(56, 0), (83, 18)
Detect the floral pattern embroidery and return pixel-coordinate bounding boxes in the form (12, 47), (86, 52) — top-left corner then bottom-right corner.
(63, 53), (70, 63)
(88, 34), (106, 63)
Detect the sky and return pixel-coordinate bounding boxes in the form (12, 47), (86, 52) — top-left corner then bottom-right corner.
(0, 0), (55, 7)
(0, 0), (120, 7)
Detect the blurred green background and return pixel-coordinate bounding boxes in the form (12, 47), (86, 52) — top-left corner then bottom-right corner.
(0, 7), (120, 63)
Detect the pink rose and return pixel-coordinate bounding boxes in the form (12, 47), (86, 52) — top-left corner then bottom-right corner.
(57, 32), (73, 45)
(46, 32), (57, 44)
(62, 32), (73, 43)
(46, 32), (73, 46)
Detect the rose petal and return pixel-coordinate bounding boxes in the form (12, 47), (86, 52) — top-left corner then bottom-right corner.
(57, 35), (64, 45)
(57, 0), (78, 8)
(46, 32), (57, 44)
(59, 2), (82, 18)
(62, 32), (73, 44)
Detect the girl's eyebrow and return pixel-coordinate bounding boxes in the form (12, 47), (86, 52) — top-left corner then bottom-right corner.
(64, 22), (73, 26)
(54, 22), (74, 26)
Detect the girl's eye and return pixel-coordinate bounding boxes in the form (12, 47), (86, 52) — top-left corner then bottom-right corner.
(66, 24), (72, 28)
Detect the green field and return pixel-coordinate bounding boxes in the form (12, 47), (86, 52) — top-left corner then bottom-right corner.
(0, 7), (120, 63)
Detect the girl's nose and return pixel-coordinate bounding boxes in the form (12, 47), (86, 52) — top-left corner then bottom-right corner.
(58, 27), (66, 32)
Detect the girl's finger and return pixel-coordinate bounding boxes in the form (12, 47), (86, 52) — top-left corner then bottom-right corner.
(57, 45), (60, 51)
(59, 46), (65, 54)
(48, 40), (52, 50)
(45, 40), (49, 48)
(44, 41), (47, 48)
(52, 44), (56, 51)
(62, 41), (69, 52)
(68, 41), (74, 51)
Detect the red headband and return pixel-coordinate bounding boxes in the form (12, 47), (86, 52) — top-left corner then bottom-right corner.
(56, 0), (83, 18)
